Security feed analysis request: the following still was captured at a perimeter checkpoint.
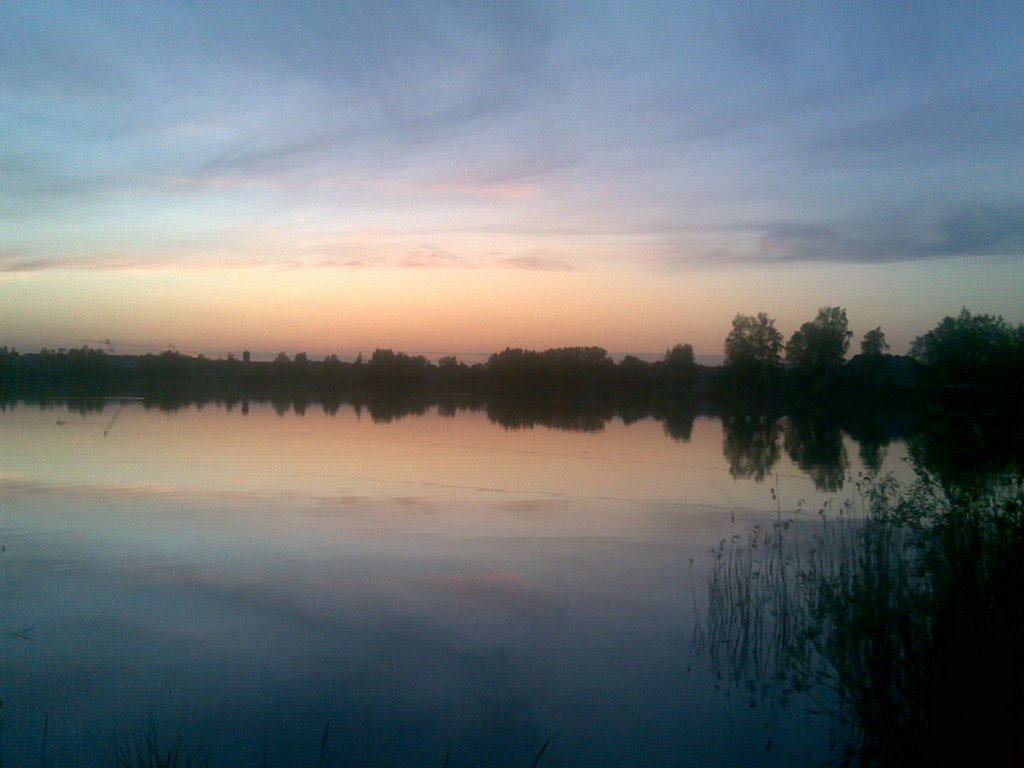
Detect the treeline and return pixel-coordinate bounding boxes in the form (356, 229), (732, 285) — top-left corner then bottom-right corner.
(0, 344), (704, 401)
(718, 306), (1023, 398)
(1, 307), (1020, 402)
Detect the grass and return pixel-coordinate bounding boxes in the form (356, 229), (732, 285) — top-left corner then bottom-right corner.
(700, 470), (1023, 765)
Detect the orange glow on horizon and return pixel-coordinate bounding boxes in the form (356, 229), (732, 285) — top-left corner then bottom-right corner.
(4, 257), (1023, 361)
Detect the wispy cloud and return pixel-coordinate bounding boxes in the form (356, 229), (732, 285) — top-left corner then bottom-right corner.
(0, 251), (170, 273)
(755, 202), (1024, 264)
(399, 245), (473, 269)
(939, 202), (1024, 256)
(498, 256), (574, 272)
(426, 179), (545, 200)
(1, 1), (1020, 348)
(803, 87), (1020, 171)
(309, 258), (374, 269)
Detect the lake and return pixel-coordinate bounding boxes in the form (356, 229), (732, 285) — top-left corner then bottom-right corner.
(0, 399), (917, 766)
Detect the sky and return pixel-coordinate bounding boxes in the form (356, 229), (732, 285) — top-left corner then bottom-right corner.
(2, 1), (1022, 361)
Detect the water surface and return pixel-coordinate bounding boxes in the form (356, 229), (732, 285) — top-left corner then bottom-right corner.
(0, 401), (912, 766)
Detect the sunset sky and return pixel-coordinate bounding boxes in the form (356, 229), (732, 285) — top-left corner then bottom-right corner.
(2, 1), (1021, 361)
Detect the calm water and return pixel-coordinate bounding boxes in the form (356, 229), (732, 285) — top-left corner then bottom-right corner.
(0, 400), (913, 766)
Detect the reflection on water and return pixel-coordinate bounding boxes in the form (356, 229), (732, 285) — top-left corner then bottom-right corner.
(721, 411), (781, 483)
(0, 398), (1008, 766)
(783, 411), (850, 492)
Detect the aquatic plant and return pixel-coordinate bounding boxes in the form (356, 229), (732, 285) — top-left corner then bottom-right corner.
(113, 724), (209, 768)
(701, 471), (1023, 765)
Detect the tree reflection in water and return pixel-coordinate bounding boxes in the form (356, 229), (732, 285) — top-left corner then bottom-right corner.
(783, 411), (850, 492)
(720, 410), (781, 482)
(719, 408), (852, 490)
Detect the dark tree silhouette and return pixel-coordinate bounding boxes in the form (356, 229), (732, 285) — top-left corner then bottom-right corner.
(860, 327), (889, 357)
(486, 346), (615, 392)
(367, 348), (431, 390)
(847, 326), (895, 395)
(723, 312), (783, 390)
(0, 346), (17, 389)
(437, 355), (471, 391)
(910, 308), (1023, 391)
(617, 355), (653, 390)
(785, 306), (852, 371)
(2, 304), (1017, 408)
(663, 343), (697, 390)
(726, 313), (783, 368)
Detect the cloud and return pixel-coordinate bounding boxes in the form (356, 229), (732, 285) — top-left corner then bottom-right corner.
(0, 245), (475, 274)
(2, 2), (1019, 288)
(0, 252), (287, 274)
(0, 251), (161, 273)
(310, 258), (372, 269)
(497, 256), (574, 272)
(754, 202), (1024, 264)
(164, 4), (558, 188)
(0, 249), (30, 270)
(646, 199), (1024, 269)
(0, 258), (58, 273)
(804, 87), (1019, 171)
(426, 179), (545, 200)
(419, 154), (575, 202)
(191, 134), (261, 182)
(940, 203), (1024, 256)
(399, 245), (473, 269)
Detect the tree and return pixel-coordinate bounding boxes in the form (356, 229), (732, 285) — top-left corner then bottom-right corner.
(910, 308), (1023, 390)
(617, 355), (653, 390)
(367, 348), (430, 389)
(849, 326), (894, 392)
(664, 343), (697, 389)
(487, 347), (615, 392)
(861, 327), (889, 357)
(437, 355), (464, 391)
(786, 306), (852, 370)
(0, 346), (18, 383)
(665, 343), (695, 369)
(724, 313), (784, 387)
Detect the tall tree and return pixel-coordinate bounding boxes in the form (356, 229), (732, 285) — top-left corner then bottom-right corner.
(723, 313), (784, 390)
(910, 308), (1023, 389)
(664, 343), (697, 389)
(860, 327), (889, 357)
(786, 306), (852, 370)
(725, 313), (783, 369)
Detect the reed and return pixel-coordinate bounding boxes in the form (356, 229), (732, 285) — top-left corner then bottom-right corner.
(113, 724), (209, 768)
(702, 471), (1023, 765)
